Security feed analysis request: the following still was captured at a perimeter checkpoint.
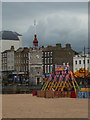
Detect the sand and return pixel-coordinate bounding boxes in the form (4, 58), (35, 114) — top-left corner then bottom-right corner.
(2, 94), (88, 118)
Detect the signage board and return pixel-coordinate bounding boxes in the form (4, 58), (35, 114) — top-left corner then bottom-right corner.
(55, 65), (69, 71)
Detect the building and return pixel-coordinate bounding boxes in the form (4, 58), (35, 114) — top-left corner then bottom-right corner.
(42, 43), (77, 76)
(29, 34), (43, 85)
(0, 31), (22, 52)
(14, 47), (29, 76)
(73, 53), (90, 72)
(2, 46), (15, 72)
(2, 46), (15, 80)
(42, 47), (53, 78)
(2, 46), (29, 82)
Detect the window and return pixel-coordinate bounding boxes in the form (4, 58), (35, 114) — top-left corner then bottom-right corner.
(26, 53), (28, 57)
(3, 59), (5, 63)
(48, 52), (49, 56)
(45, 52), (47, 57)
(48, 65), (49, 73)
(50, 65), (53, 72)
(50, 58), (52, 63)
(75, 60), (77, 64)
(45, 65), (47, 73)
(45, 58), (47, 64)
(26, 59), (28, 63)
(51, 52), (52, 56)
(79, 60), (81, 64)
(48, 58), (49, 63)
(87, 59), (89, 64)
(24, 54), (26, 57)
(83, 60), (85, 64)
(4, 58), (7, 63)
(2, 54), (4, 57)
(4, 53), (6, 57)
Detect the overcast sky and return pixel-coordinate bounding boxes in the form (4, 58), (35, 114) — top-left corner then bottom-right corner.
(2, 2), (88, 52)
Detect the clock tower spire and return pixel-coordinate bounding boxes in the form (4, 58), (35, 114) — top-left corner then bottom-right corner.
(33, 20), (38, 47)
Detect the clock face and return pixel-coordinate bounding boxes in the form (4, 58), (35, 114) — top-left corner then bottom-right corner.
(36, 55), (40, 58)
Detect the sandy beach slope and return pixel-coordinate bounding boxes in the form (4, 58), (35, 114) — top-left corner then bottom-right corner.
(2, 94), (88, 118)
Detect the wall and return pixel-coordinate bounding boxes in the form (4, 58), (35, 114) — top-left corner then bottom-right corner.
(7, 51), (14, 71)
(1, 39), (22, 52)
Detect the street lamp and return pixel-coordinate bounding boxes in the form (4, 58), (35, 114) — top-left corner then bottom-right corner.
(84, 46), (86, 78)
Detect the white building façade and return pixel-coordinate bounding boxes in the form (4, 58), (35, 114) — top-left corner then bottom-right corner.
(73, 53), (90, 72)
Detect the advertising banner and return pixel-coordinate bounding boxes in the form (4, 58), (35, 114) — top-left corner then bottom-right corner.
(55, 65), (69, 75)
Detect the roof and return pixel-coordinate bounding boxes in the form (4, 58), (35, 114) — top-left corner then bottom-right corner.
(0, 31), (22, 40)
(16, 47), (29, 52)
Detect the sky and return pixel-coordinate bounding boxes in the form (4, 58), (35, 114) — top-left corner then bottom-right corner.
(2, 2), (88, 52)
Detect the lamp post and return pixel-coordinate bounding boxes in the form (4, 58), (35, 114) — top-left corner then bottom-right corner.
(84, 46), (86, 78)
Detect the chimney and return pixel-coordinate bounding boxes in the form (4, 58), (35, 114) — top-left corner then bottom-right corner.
(47, 45), (52, 48)
(11, 46), (14, 50)
(56, 43), (62, 48)
(66, 44), (71, 49)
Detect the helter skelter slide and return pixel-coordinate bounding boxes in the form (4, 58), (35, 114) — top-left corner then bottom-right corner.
(36, 65), (80, 98)
(33, 65), (90, 98)
(41, 71), (80, 92)
(42, 64), (80, 91)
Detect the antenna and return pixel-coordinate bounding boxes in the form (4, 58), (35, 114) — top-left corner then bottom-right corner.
(34, 19), (36, 35)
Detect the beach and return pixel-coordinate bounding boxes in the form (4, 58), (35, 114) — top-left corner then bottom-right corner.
(2, 94), (88, 118)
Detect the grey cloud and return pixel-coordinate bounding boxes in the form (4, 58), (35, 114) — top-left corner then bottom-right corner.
(2, 2), (88, 52)
(22, 10), (88, 51)
(2, 2), (88, 26)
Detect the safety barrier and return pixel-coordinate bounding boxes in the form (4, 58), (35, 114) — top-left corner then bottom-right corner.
(45, 90), (54, 98)
(54, 91), (71, 98)
(37, 90), (46, 97)
(36, 90), (77, 98)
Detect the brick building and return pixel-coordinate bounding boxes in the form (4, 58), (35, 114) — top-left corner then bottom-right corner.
(15, 47), (29, 74)
(42, 43), (77, 77)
